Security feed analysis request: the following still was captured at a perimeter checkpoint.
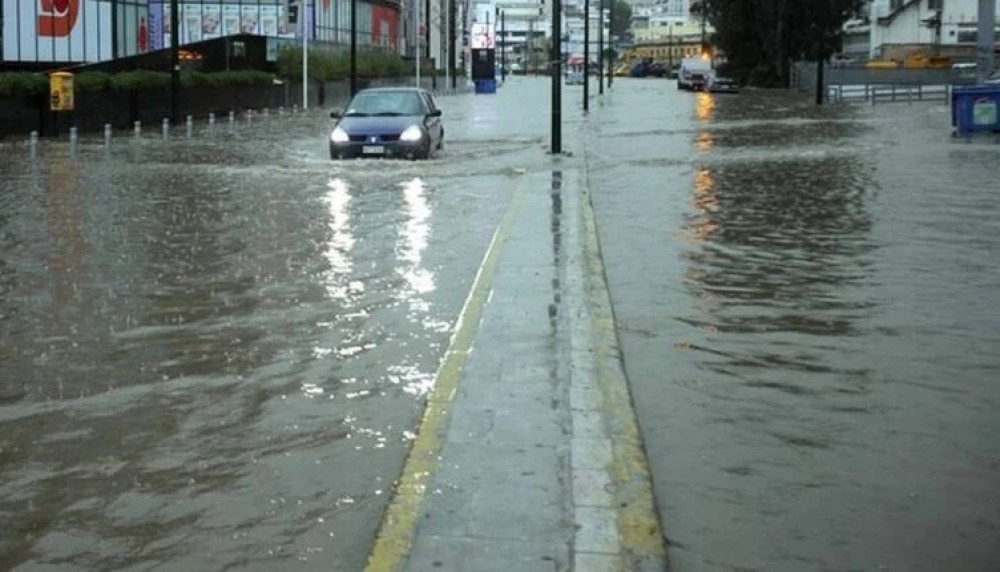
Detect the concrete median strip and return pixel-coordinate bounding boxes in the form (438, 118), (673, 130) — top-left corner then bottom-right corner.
(364, 173), (529, 572)
(365, 158), (667, 571)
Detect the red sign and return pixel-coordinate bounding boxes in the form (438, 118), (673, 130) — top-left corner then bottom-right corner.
(38, 0), (80, 37)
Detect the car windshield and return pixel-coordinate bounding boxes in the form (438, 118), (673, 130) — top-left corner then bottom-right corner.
(344, 91), (427, 116)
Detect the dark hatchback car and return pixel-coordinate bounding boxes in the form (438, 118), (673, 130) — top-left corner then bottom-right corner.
(329, 87), (444, 160)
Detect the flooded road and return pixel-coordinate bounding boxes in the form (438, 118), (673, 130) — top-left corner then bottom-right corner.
(588, 82), (1000, 570)
(0, 81), (582, 571)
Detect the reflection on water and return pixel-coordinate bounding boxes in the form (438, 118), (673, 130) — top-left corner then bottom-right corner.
(397, 177), (435, 301)
(589, 86), (1000, 571)
(321, 178), (358, 302)
(696, 92), (714, 122)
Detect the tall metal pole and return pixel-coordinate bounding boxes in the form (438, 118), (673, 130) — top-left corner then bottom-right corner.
(501, 10), (506, 82)
(427, 0), (435, 89)
(551, 0), (562, 153)
(350, 0), (358, 96)
(977, 0), (996, 83)
(170, 0), (179, 124)
(598, 0), (604, 95)
(607, 0), (613, 89)
(302, 0), (309, 109)
(583, 0), (590, 111)
(449, 0), (457, 89)
(416, 0), (422, 87)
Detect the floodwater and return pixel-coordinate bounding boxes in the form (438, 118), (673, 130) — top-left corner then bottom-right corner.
(3, 75), (998, 572)
(0, 81), (581, 571)
(587, 81), (1000, 570)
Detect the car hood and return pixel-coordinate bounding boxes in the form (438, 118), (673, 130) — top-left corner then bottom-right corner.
(336, 115), (424, 135)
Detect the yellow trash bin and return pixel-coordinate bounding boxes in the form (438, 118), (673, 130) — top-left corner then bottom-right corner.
(49, 72), (74, 112)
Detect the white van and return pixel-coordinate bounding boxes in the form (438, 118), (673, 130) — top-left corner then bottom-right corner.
(678, 57), (713, 91)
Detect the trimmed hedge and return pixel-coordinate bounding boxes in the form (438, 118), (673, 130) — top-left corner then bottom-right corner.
(0, 69), (275, 97)
(275, 45), (462, 82)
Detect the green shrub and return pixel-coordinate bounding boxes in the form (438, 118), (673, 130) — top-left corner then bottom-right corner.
(74, 71), (114, 92)
(111, 70), (171, 90)
(0, 72), (48, 98)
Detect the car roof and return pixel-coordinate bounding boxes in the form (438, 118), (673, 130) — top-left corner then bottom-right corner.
(356, 87), (429, 95)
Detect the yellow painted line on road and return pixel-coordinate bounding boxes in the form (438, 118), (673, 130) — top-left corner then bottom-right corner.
(364, 174), (528, 572)
(579, 162), (670, 570)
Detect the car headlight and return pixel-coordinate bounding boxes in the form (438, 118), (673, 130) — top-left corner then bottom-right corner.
(400, 125), (423, 142)
(330, 126), (349, 143)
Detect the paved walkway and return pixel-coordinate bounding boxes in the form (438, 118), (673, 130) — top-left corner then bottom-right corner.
(362, 158), (667, 571)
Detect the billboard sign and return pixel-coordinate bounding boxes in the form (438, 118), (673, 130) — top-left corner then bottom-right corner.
(2, 0), (112, 62)
(148, 1), (305, 51)
(469, 22), (494, 49)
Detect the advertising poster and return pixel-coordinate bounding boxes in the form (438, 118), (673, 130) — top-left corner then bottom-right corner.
(201, 4), (222, 39)
(183, 3), (202, 43)
(222, 4), (241, 36)
(148, 1), (164, 50)
(162, 1), (172, 48)
(116, 2), (151, 57)
(240, 4), (259, 34)
(259, 4), (278, 37)
(2, 0), (113, 62)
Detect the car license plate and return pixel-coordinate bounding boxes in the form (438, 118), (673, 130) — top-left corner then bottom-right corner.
(362, 145), (385, 155)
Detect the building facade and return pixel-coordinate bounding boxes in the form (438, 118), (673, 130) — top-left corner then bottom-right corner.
(1, 0), (402, 65)
(863, 0), (1000, 59)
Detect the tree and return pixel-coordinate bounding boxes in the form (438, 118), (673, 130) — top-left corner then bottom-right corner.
(610, 0), (632, 38)
(705, 0), (862, 87)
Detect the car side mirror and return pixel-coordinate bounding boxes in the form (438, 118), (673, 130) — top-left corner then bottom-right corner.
(428, 109), (442, 118)
(330, 110), (341, 118)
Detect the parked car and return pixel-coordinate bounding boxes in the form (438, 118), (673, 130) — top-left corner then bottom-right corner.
(708, 76), (740, 93)
(328, 87), (444, 160)
(565, 71), (585, 85)
(985, 70), (1000, 84)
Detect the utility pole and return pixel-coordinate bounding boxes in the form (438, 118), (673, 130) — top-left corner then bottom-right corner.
(350, 0), (358, 96)
(551, 0), (562, 153)
(170, 0), (179, 124)
(699, 0), (708, 55)
(598, 0), (604, 95)
(583, 0), (590, 111)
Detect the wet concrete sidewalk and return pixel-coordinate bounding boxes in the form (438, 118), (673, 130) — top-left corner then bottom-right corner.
(362, 163), (667, 572)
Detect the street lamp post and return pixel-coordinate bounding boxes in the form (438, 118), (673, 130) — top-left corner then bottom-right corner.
(449, 0), (457, 89)
(427, 0), (435, 89)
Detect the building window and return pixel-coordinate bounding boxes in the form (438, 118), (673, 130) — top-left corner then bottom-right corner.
(928, 0), (942, 10)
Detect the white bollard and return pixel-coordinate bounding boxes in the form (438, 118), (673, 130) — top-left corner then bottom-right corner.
(278, 106), (285, 117)
(29, 131), (38, 159)
(186, 115), (194, 139)
(162, 118), (170, 141)
(228, 110), (235, 132)
(292, 104), (298, 114)
(263, 108), (269, 121)
(104, 124), (112, 148)
(134, 121), (141, 138)
(208, 112), (216, 134)
(246, 109), (253, 123)
(69, 127), (78, 157)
